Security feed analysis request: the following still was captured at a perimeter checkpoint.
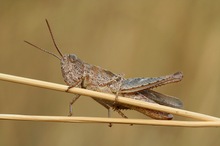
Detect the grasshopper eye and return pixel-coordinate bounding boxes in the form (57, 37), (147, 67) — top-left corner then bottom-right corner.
(68, 54), (77, 63)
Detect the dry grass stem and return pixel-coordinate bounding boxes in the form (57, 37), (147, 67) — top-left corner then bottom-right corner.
(1, 72), (220, 127)
(1, 114), (220, 127)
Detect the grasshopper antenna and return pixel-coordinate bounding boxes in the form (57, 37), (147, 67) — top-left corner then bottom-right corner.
(24, 19), (64, 60)
(24, 40), (61, 60)
(45, 19), (64, 58)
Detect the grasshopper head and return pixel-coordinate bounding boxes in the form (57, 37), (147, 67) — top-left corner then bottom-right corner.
(24, 19), (84, 87)
(61, 54), (81, 66)
(60, 54), (84, 86)
(67, 54), (78, 62)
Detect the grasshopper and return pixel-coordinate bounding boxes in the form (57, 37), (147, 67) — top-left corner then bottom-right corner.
(24, 19), (183, 120)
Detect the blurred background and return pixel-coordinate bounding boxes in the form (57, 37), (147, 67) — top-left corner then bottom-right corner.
(1, 0), (220, 146)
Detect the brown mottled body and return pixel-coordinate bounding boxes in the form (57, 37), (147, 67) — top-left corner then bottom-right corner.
(25, 19), (183, 120)
(61, 53), (183, 119)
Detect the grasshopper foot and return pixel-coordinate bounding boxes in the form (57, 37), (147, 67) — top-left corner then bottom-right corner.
(107, 108), (113, 127)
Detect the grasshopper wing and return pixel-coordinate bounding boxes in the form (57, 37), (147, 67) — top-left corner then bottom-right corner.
(139, 90), (183, 108)
(120, 72), (183, 93)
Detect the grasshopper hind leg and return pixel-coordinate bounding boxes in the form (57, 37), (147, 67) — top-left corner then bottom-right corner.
(131, 106), (173, 120)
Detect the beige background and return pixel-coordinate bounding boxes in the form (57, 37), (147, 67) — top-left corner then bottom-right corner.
(1, 0), (220, 146)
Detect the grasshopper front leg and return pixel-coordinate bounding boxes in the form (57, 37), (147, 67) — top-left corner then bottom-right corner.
(68, 94), (81, 116)
(65, 77), (84, 116)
